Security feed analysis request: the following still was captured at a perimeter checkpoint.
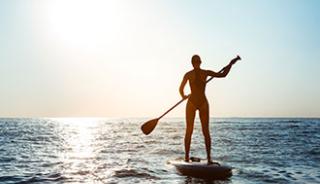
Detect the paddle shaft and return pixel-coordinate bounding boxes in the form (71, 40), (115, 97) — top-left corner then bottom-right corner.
(157, 66), (227, 120)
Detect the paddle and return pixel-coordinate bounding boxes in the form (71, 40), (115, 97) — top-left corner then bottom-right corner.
(141, 55), (241, 135)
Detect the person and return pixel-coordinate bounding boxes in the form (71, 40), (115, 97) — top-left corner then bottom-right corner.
(179, 54), (240, 164)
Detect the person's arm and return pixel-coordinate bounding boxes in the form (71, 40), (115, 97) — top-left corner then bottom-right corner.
(179, 74), (188, 99)
(206, 56), (240, 78)
(206, 64), (232, 78)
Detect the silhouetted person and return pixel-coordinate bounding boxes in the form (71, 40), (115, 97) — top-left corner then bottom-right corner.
(179, 55), (240, 164)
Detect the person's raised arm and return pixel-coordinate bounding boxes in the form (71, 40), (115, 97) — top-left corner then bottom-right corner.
(179, 74), (188, 99)
(206, 55), (241, 78)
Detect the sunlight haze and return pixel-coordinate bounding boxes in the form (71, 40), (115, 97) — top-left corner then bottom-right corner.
(0, 0), (319, 117)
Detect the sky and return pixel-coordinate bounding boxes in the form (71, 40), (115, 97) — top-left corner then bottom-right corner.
(0, 0), (319, 117)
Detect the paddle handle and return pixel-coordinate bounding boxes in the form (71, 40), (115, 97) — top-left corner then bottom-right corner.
(206, 55), (241, 83)
(158, 97), (187, 119)
(206, 66), (227, 83)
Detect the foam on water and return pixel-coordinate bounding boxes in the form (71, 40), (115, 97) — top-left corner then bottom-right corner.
(0, 118), (319, 183)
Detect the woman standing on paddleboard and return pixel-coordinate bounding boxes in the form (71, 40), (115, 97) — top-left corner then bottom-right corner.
(179, 55), (240, 164)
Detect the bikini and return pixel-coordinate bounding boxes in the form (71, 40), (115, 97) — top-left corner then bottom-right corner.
(188, 69), (208, 109)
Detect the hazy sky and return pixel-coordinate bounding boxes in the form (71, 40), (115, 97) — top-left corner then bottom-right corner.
(0, 0), (319, 117)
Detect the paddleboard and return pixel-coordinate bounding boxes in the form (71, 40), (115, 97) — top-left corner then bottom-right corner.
(168, 158), (232, 179)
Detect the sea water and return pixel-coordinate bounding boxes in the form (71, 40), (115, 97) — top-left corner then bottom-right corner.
(0, 118), (319, 184)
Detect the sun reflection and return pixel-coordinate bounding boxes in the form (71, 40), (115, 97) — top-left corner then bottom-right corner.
(70, 120), (95, 159)
(53, 118), (102, 181)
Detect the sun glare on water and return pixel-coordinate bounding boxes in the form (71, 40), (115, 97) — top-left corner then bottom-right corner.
(58, 118), (97, 158)
(53, 118), (103, 180)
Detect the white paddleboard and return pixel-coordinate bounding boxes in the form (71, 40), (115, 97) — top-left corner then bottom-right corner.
(168, 158), (232, 179)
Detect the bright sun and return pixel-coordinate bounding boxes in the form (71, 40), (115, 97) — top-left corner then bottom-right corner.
(31, 0), (180, 117)
(44, 0), (127, 50)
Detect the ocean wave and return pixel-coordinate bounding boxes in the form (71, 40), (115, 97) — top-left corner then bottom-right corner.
(1, 173), (67, 184)
(1, 118), (319, 184)
(149, 148), (183, 155)
(113, 168), (159, 180)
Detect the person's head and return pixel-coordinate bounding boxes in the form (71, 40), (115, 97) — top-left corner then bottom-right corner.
(191, 55), (201, 69)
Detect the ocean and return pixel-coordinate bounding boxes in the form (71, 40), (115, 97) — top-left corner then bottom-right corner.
(0, 118), (319, 184)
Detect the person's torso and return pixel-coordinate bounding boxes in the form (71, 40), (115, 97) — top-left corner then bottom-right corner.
(188, 69), (207, 98)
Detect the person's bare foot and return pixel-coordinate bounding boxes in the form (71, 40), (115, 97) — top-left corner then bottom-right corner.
(207, 160), (220, 166)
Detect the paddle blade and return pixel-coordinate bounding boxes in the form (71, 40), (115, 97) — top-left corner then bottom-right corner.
(141, 118), (159, 135)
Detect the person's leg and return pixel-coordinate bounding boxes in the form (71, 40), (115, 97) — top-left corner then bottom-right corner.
(199, 101), (212, 164)
(185, 100), (196, 162)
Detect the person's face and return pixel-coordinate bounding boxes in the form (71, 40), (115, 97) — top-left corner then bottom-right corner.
(193, 60), (201, 68)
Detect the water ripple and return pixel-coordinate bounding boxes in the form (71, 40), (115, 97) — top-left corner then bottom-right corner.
(0, 118), (319, 183)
